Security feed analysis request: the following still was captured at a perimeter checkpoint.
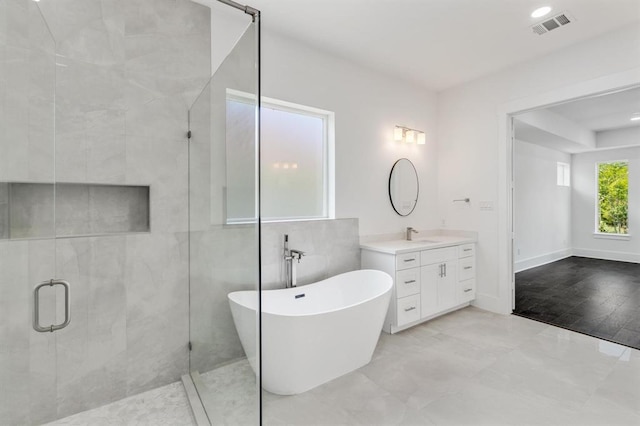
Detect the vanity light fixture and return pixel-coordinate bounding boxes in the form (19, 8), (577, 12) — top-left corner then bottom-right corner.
(394, 125), (426, 145)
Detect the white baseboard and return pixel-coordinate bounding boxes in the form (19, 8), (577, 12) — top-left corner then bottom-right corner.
(572, 248), (640, 264)
(514, 249), (573, 273)
(471, 293), (511, 315)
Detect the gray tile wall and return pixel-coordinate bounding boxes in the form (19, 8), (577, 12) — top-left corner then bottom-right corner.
(190, 219), (361, 374)
(0, 0), (210, 424)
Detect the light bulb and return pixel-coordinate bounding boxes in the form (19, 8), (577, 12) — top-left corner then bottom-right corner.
(405, 130), (415, 143)
(417, 132), (426, 145)
(394, 127), (404, 141)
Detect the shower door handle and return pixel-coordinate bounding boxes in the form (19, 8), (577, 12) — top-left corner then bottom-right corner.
(33, 279), (71, 333)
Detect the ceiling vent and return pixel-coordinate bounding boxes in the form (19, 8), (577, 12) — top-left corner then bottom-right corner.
(531, 12), (573, 35)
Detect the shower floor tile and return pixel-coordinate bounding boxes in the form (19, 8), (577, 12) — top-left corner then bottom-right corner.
(514, 256), (640, 350)
(43, 381), (196, 426)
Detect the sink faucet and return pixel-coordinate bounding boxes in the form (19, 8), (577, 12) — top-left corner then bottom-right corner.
(406, 227), (418, 241)
(283, 234), (306, 288)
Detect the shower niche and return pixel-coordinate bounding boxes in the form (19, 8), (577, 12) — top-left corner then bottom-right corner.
(0, 182), (150, 239)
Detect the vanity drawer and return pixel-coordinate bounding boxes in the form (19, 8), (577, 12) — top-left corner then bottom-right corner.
(396, 251), (420, 270)
(395, 268), (420, 298)
(458, 256), (475, 281)
(458, 279), (475, 303)
(458, 244), (475, 258)
(396, 294), (421, 326)
(420, 247), (457, 266)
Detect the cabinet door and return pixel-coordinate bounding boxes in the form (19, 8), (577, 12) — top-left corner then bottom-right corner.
(420, 264), (440, 318)
(437, 260), (457, 309)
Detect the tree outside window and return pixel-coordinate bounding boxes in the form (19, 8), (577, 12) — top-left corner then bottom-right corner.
(597, 161), (629, 234)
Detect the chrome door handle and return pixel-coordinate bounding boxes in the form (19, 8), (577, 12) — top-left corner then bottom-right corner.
(33, 279), (71, 333)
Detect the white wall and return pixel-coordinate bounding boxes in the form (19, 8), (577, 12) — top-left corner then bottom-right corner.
(437, 24), (640, 313)
(572, 146), (640, 262)
(209, 8), (439, 237)
(514, 141), (572, 272)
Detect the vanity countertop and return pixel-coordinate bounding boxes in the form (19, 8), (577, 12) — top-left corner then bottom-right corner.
(360, 234), (476, 255)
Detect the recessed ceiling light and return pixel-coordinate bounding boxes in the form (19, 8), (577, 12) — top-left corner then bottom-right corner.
(531, 6), (552, 18)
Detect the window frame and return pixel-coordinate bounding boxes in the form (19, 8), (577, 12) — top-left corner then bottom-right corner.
(594, 159), (630, 238)
(226, 89), (335, 224)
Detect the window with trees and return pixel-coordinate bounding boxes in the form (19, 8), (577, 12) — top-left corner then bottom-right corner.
(597, 161), (629, 235)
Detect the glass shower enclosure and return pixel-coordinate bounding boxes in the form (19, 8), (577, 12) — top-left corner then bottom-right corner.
(187, 5), (262, 425)
(0, 0), (261, 424)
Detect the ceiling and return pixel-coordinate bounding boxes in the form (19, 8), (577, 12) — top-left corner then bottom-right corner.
(514, 85), (640, 153)
(547, 86), (640, 131)
(203, 0), (640, 91)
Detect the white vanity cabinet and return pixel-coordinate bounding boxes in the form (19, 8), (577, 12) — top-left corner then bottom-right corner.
(361, 238), (476, 334)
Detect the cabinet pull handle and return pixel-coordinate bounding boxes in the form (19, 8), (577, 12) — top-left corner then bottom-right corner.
(444, 263), (447, 277)
(464, 288), (473, 293)
(438, 264), (443, 277)
(464, 266), (472, 270)
(404, 306), (416, 312)
(464, 248), (472, 252)
(404, 280), (416, 284)
(403, 258), (415, 263)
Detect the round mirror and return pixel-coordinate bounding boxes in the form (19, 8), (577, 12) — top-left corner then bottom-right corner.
(389, 158), (419, 216)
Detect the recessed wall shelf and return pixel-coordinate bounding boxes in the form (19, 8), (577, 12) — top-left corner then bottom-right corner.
(0, 182), (150, 240)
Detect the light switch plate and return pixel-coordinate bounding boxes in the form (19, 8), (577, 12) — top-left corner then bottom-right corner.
(479, 201), (494, 211)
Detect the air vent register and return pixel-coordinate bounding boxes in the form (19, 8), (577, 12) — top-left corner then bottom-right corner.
(531, 12), (573, 35)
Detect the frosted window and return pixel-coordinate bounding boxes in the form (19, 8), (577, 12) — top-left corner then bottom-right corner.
(226, 96), (333, 223)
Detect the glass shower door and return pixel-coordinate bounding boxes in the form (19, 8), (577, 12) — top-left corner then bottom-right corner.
(188, 19), (261, 425)
(0, 1), (58, 424)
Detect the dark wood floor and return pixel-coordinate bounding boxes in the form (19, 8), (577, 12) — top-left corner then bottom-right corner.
(514, 256), (640, 350)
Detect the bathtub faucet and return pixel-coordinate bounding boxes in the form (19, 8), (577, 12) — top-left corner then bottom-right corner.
(284, 235), (306, 288)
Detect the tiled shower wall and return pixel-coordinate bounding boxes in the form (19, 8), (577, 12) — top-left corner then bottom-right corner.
(0, 0), (210, 424)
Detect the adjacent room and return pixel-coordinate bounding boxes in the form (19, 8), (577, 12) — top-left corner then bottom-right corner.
(512, 88), (640, 349)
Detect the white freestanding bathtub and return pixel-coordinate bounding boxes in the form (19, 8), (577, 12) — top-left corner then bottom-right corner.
(228, 269), (392, 395)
